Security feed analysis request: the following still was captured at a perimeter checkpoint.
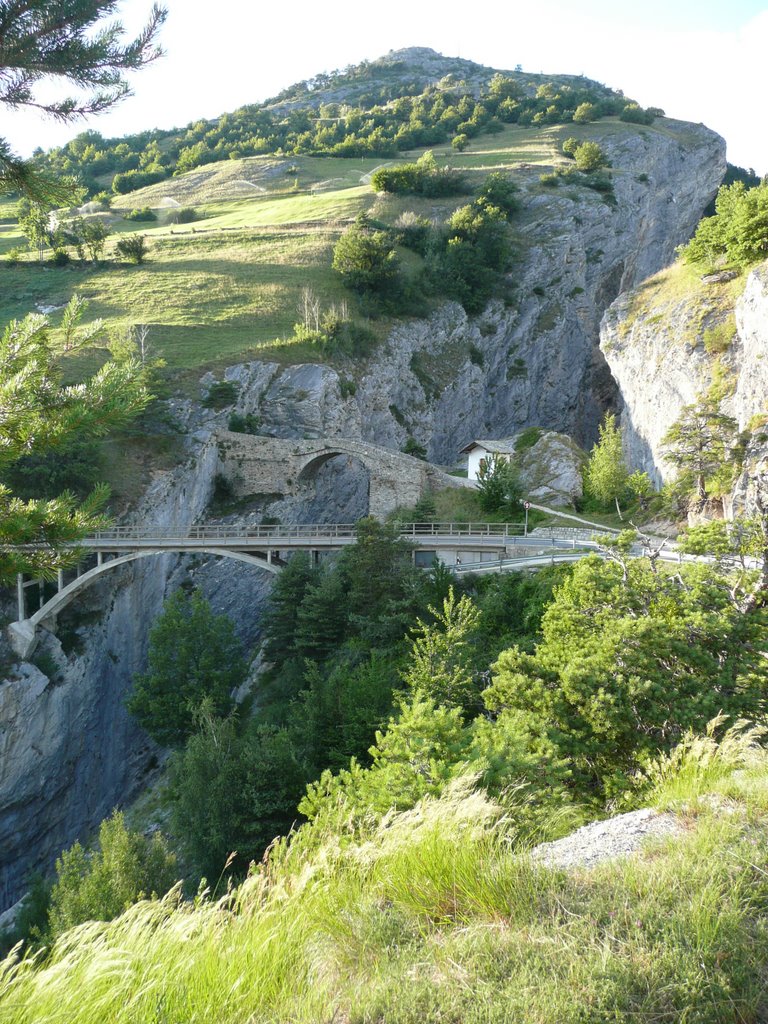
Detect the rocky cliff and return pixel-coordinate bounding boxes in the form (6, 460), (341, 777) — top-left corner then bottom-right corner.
(600, 259), (768, 512)
(217, 120), (726, 465)
(0, 116), (726, 912)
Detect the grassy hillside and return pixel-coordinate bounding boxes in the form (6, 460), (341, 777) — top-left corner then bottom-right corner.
(1, 119), (687, 385)
(2, 730), (768, 1023)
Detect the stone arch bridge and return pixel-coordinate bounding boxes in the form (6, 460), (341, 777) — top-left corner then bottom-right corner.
(215, 432), (459, 518)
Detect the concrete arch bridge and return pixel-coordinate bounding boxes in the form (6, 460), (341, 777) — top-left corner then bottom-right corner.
(7, 521), (686, 660)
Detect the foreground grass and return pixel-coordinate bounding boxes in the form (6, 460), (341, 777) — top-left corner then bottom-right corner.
(3, 730), (768, 1024)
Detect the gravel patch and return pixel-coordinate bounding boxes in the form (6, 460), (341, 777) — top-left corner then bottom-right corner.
(531, 808), (683, 870)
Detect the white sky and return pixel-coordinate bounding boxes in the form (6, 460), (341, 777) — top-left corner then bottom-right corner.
(4, 0), (767, 174)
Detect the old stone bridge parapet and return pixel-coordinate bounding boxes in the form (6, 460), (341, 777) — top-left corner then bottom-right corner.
(215, 432), (461, 518)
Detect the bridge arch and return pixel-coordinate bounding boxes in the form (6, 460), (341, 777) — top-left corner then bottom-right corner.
(8, 546), (279, 660)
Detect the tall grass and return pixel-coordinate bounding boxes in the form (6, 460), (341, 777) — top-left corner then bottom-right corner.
(3, 750), (768, 1022)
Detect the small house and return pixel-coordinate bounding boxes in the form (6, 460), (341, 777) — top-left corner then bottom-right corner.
(459, 439), (517, 482)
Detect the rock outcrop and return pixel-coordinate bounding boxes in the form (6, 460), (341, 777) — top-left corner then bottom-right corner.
(600, 259), (768, 511)
(208, 120), (725, 466)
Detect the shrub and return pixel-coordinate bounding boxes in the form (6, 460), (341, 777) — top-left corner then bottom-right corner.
(203, 380), (239, 408)
(227, 411), (261, 433)
(124, 207), (157, 222)
(115, 234), (149, 264)
(573, 102), (597, 123)
(48, 811), (177, 937)
(5, 246), (23, 266)
(574, 141), (608, 172)
(49, 248), (70, 266)
(476, 172), (519, 216)
(402, 436), (427, 460)
(620, 103), (657, 125)
(476, 454), (522, 515)
(370, 151), (466, 198)
(452, 133), (469, 151)
(332, 216), (400, 296)
(562, 137), (580, 158)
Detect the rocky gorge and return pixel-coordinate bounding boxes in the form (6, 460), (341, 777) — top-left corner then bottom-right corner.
(0, 114), (730, 914)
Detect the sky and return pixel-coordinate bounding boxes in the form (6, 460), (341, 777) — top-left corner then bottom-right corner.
(4, 0), (767, 173)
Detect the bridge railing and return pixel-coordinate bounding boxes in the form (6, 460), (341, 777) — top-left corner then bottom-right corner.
(85, 522), (529, 544)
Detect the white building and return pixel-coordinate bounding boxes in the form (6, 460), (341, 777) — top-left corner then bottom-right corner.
(459, 439), (517, 482)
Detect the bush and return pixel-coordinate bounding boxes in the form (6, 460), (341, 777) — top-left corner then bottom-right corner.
(124, 207), (157, 222)
(227, 411), (261, 433)
(48, 811), (177, 937)
(332, 217), (400, 296)
(620, 103), (657, 125)
(573, 102), (597, 124)
(203, 380), (239, 408)
(562, 137), (580, 158)
(574, 141), (608, 172)
(370, 151), (466, 198)
(115, 234), (149, 264)
(49, 248), (70, 266)
(5, 246), (23, 266)
(680, 181), (768, 269)
(476, 172), (519, 216)
(169, 710), (304, 880)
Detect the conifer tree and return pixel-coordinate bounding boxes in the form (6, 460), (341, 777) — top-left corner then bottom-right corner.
(585, 413), (629, 516)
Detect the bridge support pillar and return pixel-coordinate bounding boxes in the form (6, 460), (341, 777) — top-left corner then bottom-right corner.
(57, 570), (65, 592)
(7, 620), (37, 661)
(97, 551), (103, 567)
(16, 574), (25, 622)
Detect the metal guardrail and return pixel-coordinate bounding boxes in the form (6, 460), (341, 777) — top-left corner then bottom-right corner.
(86, 522), (528, 544)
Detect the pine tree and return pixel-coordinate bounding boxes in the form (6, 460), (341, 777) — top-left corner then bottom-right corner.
(127, 589), (246, 747)
(585, 413), (629, 516)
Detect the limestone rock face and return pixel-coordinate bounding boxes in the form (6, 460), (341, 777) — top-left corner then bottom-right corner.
(600, 259), (768, 511)
(515, 431), (586, 505)
(198, 120), (724, 465)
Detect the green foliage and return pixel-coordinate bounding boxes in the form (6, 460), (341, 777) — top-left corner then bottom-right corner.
(115, 234), (149, 264)
(123, 207), (157, 222)
(572, 102), (597, 123)
(573, 140), (608, 172)
(370, 151), (466, 197)
(476, 454), (522, 515)
(48, 811), (176, 938)
(227, 411), (261, 434)
(27, 69), (632, 194)
(402, 590), (483, 713)
(426, 198), (513, 314)
(484, 556), (767, 796)
(169, 708), (304, 880)
(680, 181), (768, 269)
(127, 589), (246, 747)
(402, 436), (426, 459)
(451, 133), (469, 152)
(0, 437), (102, 501)
(584, 412), (628, 511)
(476, 172), (519, 216)
(514, 426), (542, 452)
(332, 216), (400, 296)
(620, 103), (660, 125)
(0, 312), (149, 582)
(661, 397), (738, 501)
(561, 137), (580, 157)
(202, 380), (238, 408)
